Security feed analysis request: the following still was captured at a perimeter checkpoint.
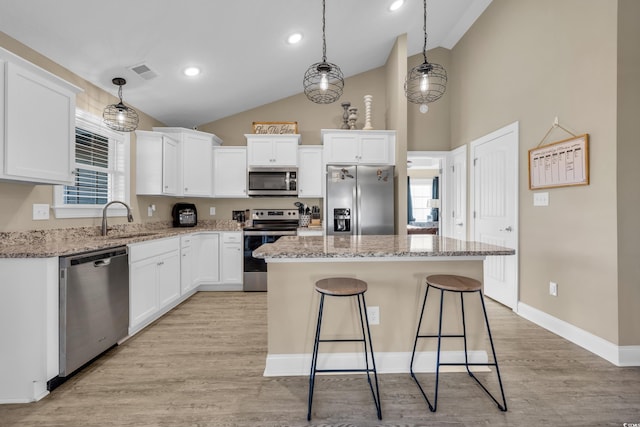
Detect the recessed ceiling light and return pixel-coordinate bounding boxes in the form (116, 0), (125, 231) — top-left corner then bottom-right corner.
(184, 67), (200, 77)
(389, 0), (405, 12)
(287, 32), (303, 44)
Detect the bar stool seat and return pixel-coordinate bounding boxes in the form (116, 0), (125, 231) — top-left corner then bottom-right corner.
(410, 274), (507, 412)
(307, 277), (382, 421)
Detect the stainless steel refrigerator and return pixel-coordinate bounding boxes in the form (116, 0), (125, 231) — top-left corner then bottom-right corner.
(326, 165), (395, 235)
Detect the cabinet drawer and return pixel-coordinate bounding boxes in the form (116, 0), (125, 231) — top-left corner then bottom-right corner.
(222, 232), (242, 243)
(129, 237), (180, 263)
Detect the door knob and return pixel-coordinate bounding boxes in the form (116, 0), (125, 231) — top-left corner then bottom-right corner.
(500, 226), (513, 232)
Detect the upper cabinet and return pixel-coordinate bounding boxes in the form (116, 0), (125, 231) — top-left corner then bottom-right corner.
(246, 134), (300, 166)
(212, 146), (248, 198)
(0, 47), (82, 185)
(297, 146), (323, 198)
(154, 127), (222, 197)
(322, 130), (396, 165)
(137, 127), (221, 197)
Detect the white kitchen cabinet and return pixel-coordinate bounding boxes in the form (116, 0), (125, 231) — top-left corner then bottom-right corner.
(322, 129), (396, 165)
(194, 233), (220, 284)
(148, 127), (222, 197)
(0, 48), (81, 185)
(0, 257), (58, 403)
(128, 237), (181, 334)
(297, 146), (324, 198)
(220, 232), (243, 285)
(180, 235), (196, 294)
(135, 130), (179, 195)
(246, 134), (300, 166)
(213, 146), (248, 198)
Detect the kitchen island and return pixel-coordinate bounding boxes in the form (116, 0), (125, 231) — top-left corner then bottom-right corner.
(253, 234), (515, 376)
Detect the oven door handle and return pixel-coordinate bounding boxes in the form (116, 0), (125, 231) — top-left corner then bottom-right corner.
(243, 230), (297, 237)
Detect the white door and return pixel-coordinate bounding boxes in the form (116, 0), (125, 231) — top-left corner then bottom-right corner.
(445, 145), (467, 240)
(471, 122), (519, 309)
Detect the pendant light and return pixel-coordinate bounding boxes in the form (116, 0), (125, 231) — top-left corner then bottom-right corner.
(103, 77), (139, 132)
(303, 0), (344, 104)
(405, 0), (447, 113)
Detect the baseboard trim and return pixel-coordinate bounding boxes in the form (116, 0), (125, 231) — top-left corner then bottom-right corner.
(517, 302), (640, 366)
(263, 350), (489, 377)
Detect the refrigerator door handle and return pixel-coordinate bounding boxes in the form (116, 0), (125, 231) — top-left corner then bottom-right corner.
(356, 183), (361, 235)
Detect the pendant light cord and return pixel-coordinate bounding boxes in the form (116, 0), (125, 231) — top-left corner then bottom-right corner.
(422, 0), (429, 63)
(118, 84), (124, 103)
(321, 0), (327, 63)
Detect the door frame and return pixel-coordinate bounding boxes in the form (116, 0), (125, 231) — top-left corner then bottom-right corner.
(469, 121), (520, 310)
(407, 151), (448, 234)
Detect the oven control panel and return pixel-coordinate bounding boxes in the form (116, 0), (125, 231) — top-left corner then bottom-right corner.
(250, 209), (299, 220)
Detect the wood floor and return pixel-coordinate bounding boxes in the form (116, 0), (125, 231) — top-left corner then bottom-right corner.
(2, 292), (639, 426)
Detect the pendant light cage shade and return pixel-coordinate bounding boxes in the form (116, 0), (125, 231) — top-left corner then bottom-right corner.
(405, 0), (447, 108)
(303, 0), (344, 104)
(103, 78), (139, 132)
(404, 62), (447, 105)
(303, 61), (344, 104)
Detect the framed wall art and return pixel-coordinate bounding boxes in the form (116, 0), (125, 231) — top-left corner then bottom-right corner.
(528, 134), (589, 190)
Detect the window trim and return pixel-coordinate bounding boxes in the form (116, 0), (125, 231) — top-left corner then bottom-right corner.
(53, 110), (131, 219)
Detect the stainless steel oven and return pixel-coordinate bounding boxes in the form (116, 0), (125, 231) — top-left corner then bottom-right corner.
(243, 209), (299, 291)
(247, 167), (298, 197)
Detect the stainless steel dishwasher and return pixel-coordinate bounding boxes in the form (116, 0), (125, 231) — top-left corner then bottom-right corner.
(59, 246), (129, 377)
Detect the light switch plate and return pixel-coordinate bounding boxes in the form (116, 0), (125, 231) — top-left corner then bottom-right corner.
(209, 207), (216, 216)
(533, 192), (549, 206)
(33, 204), (50, 220)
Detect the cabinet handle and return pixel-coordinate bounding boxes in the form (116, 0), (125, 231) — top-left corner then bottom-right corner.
(158, 261), (164, 266)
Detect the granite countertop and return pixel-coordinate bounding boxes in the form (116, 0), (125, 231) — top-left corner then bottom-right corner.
(0, 220), (242, 258)
(253, 234), (515, 260)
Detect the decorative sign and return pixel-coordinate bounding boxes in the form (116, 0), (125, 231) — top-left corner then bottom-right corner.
(252, 121), (298, 135)
(528, 134), (589, 190)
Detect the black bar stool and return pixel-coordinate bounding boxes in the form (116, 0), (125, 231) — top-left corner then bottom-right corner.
(307, 277), (382, 421)
(410, 274), (507, 412)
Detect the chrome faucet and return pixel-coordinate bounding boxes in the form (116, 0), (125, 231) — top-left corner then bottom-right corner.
(102, 201), (134, 236)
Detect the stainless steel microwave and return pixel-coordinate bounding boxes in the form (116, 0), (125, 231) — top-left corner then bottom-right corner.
(247, 167), (298, 197)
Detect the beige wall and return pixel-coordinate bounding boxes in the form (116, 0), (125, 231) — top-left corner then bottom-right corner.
(616, 0), (640, 345)
(450, 0), (621, 343)
(407, 47), (451, 152)
(385, 35), (408, 235)
(198, 67), (388, 146)
(0, 32), (165, 232)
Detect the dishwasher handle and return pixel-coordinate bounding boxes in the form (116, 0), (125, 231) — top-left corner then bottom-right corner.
(94, 259), (112, 268)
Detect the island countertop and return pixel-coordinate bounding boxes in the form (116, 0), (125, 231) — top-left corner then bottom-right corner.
(253, 234), (515, 260)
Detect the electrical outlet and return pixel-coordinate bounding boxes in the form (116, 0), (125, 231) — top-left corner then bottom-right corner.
(209, 207), (216, 216)
(549, 281), (558, 297)
(367, 306), (380, 325)
(32, 204), (50, 220)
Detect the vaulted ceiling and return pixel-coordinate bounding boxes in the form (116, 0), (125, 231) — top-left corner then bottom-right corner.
(0, 0), (491, 128)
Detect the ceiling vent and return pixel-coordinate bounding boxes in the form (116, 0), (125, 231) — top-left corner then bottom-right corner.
(129, 63), (158, 80)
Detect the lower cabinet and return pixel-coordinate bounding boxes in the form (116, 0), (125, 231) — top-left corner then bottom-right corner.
(129, 237), (181, 334)
(221, 232), (243, 285)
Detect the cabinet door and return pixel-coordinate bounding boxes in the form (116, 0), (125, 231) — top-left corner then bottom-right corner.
(213, 147), (247, 197)
(196, 233), (220, 283)
(272, 138), (298, 166)
(180, 245), (193, 294)
(247, 138), (275, 166)
(358, 134), (393, 164)
(4, 62), (75, 184)
(298, 146), (323, 197)
(130, 258), (159, 329)
(221, 233), (243, 284)
(323, 133), (359, 164)
(158, 250), (181, 309)
(182, 133), (212, 196)
(162, 136), (179, 195)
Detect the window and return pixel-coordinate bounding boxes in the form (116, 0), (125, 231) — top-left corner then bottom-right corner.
(409, 178), (433, 223)
(53, 110), (130, 218)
